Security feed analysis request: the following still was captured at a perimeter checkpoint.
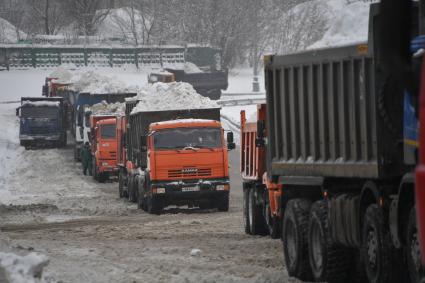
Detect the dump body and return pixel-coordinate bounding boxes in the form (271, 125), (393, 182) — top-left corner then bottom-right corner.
(265, 43), (408, 182)
(241, 104), (267, 182)
(17, 97), (67, 147)
(164, 68), (228, 100)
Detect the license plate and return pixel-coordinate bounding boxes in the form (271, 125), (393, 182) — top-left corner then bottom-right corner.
(182, 186), (199, 192)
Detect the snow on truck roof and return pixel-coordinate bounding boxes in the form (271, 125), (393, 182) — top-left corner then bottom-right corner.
(22, 100), (60, 107)
(150, 119), (221, 130)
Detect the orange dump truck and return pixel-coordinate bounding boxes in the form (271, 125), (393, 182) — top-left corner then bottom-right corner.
(117, 101), (235, 214)
(241, 104), (283, 238)
(90, 115), (119, 182)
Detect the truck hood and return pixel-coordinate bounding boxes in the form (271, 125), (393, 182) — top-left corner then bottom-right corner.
(152, 149), (226, 181)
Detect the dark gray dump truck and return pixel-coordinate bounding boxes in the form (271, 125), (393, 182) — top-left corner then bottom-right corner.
(259, 3), (424, 283)
(17, 97), (67, 149)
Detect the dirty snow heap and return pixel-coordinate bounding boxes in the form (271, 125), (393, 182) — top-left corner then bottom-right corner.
(0, 252), (50, 283)
(129, 82), (219, 114)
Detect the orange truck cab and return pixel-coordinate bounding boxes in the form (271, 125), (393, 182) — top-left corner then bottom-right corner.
(90, 115), (119, 182)
(118, 105), (234, 214)
(241, 104), (283, 238)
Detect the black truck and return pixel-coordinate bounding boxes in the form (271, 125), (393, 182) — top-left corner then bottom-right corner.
(148, 65), (228, 100)
(257, 3), (424, 283)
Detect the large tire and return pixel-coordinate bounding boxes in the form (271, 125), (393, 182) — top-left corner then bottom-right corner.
(118, 170), (125, 198)
(217, 192), (229, 212)
(282, 198), (312, 281)
(137, 175), (146, 210)
(243, 184), (251, 234)
(147, 194), (163, 215)
(308, 200), (352, 283)
(128, 175), (137, 203)
(407, 207), (425, 283)
(265, 198), (281, 239)
(362, 204), (393, 283)
(248, 188), (267, 235)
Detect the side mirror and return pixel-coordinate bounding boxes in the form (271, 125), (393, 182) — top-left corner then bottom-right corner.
(257, 120), (265, 138)
(15, 107), (20, 116)
(141, 135), (147, 152)
(227, 131), (234, 144)
(121, 134), (126, 147)
(226, 131), (235, 150)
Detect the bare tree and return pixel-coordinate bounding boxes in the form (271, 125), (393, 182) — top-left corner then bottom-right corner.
(27, 0), (65, 35)
(63, 0), (111, 38)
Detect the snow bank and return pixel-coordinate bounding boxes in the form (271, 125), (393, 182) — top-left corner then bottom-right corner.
(0, 17), (26, 43)
(48, 67), (73, 84)
(69, 71), (137, 94)
(130, 82), (218, 114)
(308, 1), (370, 49)
(87, 101), (125, 116)
(183, 62), (203, 74)
(0, 252), (50, 283)
(22, 101), (60, 107)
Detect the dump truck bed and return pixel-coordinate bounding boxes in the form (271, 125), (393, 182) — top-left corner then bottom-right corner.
(265, 42), (407, 180)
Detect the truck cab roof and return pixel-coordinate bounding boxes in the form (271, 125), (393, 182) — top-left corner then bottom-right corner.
(150, 119), (221, 131)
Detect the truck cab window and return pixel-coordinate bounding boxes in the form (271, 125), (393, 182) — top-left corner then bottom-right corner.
(153, 127), (222, 149)
(101, 124), (116, 139)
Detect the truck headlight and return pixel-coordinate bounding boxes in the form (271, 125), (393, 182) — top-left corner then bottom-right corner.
(154, 188), (166, 194)
(216, 185), (229, 191)
(102, 162), (109, 166)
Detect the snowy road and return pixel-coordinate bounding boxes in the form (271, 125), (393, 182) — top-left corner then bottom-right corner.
(0, 102), (295, 283)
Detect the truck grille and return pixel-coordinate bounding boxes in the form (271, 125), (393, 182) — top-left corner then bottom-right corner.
(168, 168), (212, 178)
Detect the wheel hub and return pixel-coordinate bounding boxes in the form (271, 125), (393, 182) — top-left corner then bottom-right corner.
(367, 229), (378, 269)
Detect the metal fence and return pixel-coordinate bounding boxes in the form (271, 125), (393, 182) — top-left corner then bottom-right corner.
(0, 45), (221, 70)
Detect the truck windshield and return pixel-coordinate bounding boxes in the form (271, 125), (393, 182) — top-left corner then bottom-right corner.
(153, 127), (222, 150)
(101, 124), (116, 139)
(21, 106), (58, 119)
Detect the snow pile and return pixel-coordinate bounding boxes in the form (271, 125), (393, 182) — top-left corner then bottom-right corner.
(22, 101), (60, 107)
(87, 101), (125, 116)
(48, 67), (73, 84)
(183, 62), (203, 74)
(70, 71), (137, 94)
(190, 249), (201, 257)
(308, 0), (370, 49)
(0, 17), (26, 43)
(130, 82), (219, 114)
(0, 252), (50, 283)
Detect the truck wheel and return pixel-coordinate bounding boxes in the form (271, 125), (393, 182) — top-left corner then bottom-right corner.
(362, 204), (392, 283)
(128, 175), (137, 203)
(147, 194), (162, 215)
(217, 192), (229, 212)
(308, 200), (352, 283)
(137, 175), (147, 210)
(265, 200), (281, 239)
(407, 207), (425, 283)
(282, 199), (312, 281)
(248, 189), (266, 235)
(243, 185), (251, 234)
